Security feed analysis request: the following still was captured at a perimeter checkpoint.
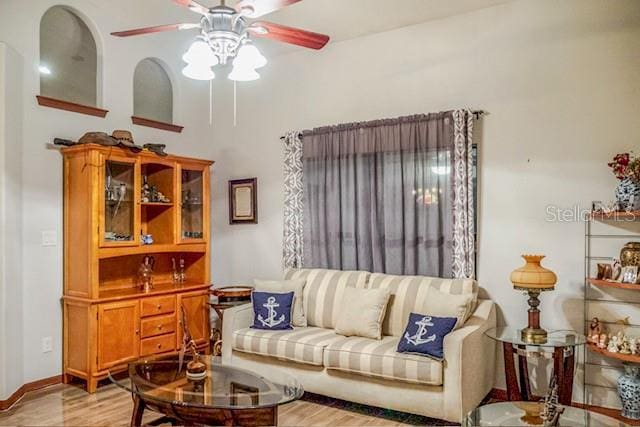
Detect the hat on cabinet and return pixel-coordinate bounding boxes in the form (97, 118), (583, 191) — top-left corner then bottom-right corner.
(111, 130), (143, 152)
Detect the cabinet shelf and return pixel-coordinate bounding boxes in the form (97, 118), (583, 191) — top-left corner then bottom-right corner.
(588, 278), (640, 291)
(141, 202), (173, 207)
(587, 343), (640, 364)
(98, 243), (207, 259)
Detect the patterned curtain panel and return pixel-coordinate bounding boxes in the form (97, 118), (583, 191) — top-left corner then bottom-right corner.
(452, 110), (476, 279)
(302, 113), (456, 277)
(282, 131), (304, 269)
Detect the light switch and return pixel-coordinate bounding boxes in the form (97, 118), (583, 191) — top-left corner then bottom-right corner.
(42, 230), (57, 246)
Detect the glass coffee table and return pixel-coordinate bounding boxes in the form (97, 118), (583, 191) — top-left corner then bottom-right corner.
(465, 402), (629, 426)
(110, 356), (302, 426)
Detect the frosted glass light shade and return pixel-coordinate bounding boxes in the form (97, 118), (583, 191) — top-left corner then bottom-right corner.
(182, 64), (215, 81)
(183, 39), (218, 67)
(228, 65), (259, 82)
(234, 43), (267, 69)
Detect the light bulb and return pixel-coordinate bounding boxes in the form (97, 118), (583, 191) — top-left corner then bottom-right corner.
(228, 64), (260, 82)
(182, 64), (215, 81)
(183, 38), (218, 67)
(233, 43), (267, 69)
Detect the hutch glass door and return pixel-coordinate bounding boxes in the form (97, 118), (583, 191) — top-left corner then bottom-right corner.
(180, 168), (204, 242)
(102, 158), (138, 246)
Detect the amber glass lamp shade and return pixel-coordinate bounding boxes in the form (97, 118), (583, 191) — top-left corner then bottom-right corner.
(510, 255), (557, 343)
(510, 255), (557, 291)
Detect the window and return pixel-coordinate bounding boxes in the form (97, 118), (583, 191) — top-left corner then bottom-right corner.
(300, 113), (477, 278)
(133, 58), (173, 124)
(39, 6), (97, 107)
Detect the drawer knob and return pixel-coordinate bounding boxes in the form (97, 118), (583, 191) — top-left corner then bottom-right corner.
(157, 344), (162, 349)
(157, 325), (163, 330)
(157, 304), (162, 310)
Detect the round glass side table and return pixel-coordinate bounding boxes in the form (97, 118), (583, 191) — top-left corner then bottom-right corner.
(485, 327), (587, 405)
(464, 401), (629, 426)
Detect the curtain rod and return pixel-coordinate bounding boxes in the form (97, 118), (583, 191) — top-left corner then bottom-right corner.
(279, 110), (486, 140)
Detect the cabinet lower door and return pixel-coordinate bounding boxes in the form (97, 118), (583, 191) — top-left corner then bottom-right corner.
(97, 301), (140, 371)
(177, 291), (210, 347)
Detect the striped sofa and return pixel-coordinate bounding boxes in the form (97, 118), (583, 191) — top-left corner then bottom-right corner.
(222, 269), (496, 423)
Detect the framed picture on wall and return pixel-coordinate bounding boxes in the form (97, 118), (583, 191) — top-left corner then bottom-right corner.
(229, 178), (258, 224)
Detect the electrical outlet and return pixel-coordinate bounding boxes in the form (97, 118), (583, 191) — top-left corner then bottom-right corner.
(42, 230), (57, 247)
(42, 336), (53, 353)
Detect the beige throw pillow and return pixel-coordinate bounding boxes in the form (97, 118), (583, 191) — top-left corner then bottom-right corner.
(422, 286), (475, 329)
(335, 287), (391, 340)
(254, 279), (307, 327)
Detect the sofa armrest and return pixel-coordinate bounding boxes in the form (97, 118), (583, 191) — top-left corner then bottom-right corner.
(442, 299), (497, 422)
(221, 303), (253, 364)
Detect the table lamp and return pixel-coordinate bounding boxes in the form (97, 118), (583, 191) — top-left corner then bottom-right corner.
(510, 254), (557, 344)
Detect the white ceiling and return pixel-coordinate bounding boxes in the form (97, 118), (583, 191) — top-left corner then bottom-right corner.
(114, 0), (512, 58)
(230, 0), (513, 56)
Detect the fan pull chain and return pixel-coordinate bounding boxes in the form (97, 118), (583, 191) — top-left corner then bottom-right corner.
(209, 79), (213, 126)
(233, 81), (237, 127)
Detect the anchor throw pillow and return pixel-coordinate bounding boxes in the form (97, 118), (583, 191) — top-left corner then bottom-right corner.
(396, 312), (457, 361)
(251, 291), (295, 331)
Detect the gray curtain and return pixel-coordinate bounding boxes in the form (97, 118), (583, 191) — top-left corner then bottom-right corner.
(302, 112), (455, 277)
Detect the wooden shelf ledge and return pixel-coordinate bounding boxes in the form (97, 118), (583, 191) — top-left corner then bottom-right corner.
(141, 202), (174, 207)
(36, 95), (108, 118)
(588, 278), (640, 291)
(590, 210), (640, 221)
(131, 116), (184, 133)
(98, 243), (207, 259)
(587, 342), (640, 364)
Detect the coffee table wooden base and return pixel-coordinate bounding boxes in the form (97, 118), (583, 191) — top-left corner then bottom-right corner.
(131, 394), (278, 427)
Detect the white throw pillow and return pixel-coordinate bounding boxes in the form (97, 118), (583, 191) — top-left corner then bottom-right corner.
(254, 278), (307, 327)
(422, 286), (475, 329)
(335, 287), (391, 340)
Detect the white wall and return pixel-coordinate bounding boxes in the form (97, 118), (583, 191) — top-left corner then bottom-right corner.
(209, 0), (640, 407)
(0, 42), (24, 401)
(0, 0), (214, 398)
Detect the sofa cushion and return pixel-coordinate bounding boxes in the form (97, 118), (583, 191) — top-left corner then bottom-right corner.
(284, 268), (370, 329)
(324, 336), (443, 386)
(232, 326), (344, 366)
(254, 278), (307, 327)
(368, 273), (478, 336)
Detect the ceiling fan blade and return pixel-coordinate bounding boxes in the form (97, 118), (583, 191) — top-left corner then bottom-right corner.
(111, 23), (200, 37)
(172, 0), (210, 15)
(249, 21), (329, 49)
(235, 0), (302, 18)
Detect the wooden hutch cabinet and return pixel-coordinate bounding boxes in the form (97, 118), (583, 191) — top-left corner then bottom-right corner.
(61, 144), (213, 392)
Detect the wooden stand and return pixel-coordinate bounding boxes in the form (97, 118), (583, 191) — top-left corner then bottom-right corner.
(61, 144), (214, 392)
(502, 343), (576, 405)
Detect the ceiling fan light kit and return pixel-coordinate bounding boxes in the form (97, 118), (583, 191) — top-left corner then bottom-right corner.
(112, 0), (330, 82)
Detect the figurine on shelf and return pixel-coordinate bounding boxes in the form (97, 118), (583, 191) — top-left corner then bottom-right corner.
(607, 335), (620, 353)
(630, 337), (638, 355)
(588, 317), (603, 344)
(611, 259), (623, 282)
(620, 336), (632, 355)
(598, 333), (609, 349)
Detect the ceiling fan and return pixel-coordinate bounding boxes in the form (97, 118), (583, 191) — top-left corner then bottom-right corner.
(111, 0), (330, 81)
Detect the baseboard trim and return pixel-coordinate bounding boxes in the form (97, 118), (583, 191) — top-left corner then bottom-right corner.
(0, 375), (62, 411)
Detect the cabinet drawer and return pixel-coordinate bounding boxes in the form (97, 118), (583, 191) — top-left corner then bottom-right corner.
(140, 314), (176, 338)
(140, 333), (176, 356)
(141, 296), (175, 317)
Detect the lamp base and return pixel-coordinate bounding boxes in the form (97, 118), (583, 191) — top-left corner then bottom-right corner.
(521, 326), (548, 344)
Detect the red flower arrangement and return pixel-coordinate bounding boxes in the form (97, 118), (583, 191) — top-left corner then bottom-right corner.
(608, 152), (640, 182)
